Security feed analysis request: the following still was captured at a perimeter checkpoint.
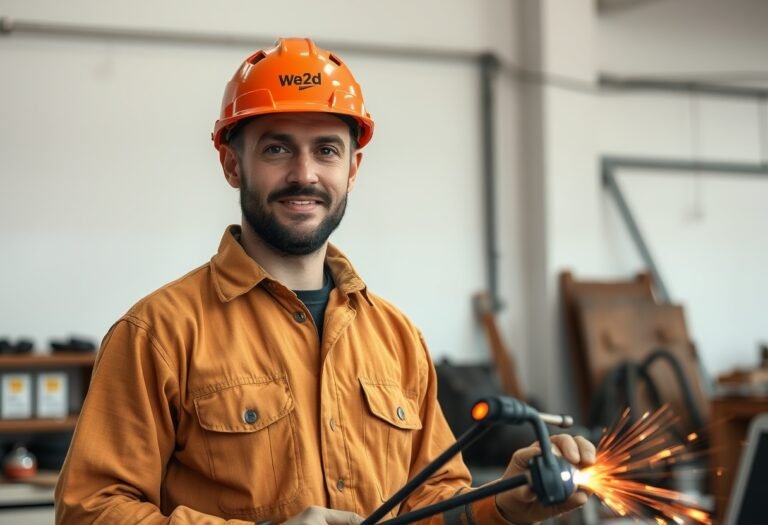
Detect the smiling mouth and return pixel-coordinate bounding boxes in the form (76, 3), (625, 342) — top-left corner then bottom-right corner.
(282, 199), (322, 204)
(270, 187), (330, 208)
(278, 198), (325, 206)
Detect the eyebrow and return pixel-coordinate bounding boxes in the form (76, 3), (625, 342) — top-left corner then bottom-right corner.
(257, 132), (347, 152)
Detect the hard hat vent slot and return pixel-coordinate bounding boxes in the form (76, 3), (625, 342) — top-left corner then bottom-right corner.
(248, 52), (266, 65)
(329, 54), (342, 66)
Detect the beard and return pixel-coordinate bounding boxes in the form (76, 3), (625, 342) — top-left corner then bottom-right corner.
(240, 179), (347, 256)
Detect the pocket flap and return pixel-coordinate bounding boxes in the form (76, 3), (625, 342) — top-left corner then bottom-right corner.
(194, 379), (294, 433)
(359, 378), (422, 430)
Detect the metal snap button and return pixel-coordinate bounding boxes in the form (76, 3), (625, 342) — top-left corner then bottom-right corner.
(293, 311), (306, 323)
(396, 406), (406, 421)
(329, 418), (336, 431)
(336, 478), (345, 491)
(243, 409), (259, 424)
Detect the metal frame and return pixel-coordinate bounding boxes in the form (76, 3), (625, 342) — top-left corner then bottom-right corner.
(600, 74), (768, 99)
(601, 156), (768, 303)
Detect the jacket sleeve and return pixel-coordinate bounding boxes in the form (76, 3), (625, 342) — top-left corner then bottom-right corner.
(398, 334), (513, 525)
(54, 319), (252, 525)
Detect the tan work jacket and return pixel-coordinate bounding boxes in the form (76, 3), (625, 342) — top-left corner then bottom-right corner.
(55, 226), (510, 525)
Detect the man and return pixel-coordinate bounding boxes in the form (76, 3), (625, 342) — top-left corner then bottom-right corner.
(55, 38), (594, 525)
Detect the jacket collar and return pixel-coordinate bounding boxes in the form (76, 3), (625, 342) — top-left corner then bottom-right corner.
(211, 225), (371, 305)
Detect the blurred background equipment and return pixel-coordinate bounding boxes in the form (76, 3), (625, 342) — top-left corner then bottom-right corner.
(2, 444), (37, 481)
(50, 337), (96, 354)
(0, 345), (96, 521)
(560, 269), (712, 507)
(436, 291), (538, 475)
(0, 339), (34, 355)
(473, 291), (525, 400)
(710, 344), (768, 521)
(720, 414), (768, 525)
(560, 271), (710, 438)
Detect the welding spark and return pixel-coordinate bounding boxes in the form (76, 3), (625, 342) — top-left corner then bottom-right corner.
(576, 406), (711, 524)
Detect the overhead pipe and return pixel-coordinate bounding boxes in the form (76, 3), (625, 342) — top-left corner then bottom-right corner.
(480, 53), (503, 310)
(600, 74), (768, 99)
(0, 16), (480, 64)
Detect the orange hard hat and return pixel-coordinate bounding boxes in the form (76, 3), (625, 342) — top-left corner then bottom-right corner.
(212, 38), (374, 151)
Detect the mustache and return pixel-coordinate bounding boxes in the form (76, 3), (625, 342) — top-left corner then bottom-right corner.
(267, 186), (331, 207)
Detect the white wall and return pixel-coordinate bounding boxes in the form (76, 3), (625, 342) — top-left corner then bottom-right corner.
(0, 1), (529, 372)
(599, 0), (768, 76)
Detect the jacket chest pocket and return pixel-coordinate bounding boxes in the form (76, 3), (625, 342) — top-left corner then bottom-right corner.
(194, 378), (302, 518)
(359, 378), (422, 504)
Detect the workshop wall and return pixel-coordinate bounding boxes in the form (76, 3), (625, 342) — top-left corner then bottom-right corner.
(0, 1), (530, 374)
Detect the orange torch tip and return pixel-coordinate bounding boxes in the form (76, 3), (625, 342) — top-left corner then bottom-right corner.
(471, 401), (489, 421)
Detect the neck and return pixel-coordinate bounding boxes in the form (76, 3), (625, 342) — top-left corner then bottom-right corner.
(239, 222), (327, 290)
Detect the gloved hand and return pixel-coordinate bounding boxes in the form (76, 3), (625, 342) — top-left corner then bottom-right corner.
(495, 434), (595, 525)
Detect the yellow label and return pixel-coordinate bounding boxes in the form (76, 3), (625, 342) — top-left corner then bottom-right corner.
(46, 378), (61, 392)
(9, 379), (24, 394)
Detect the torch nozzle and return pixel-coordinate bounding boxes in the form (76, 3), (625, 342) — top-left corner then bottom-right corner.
(539, 413), (574, 428)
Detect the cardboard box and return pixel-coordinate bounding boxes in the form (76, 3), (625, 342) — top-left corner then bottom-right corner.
(1, 373), (33, 419)
(36, 372), (68, 419)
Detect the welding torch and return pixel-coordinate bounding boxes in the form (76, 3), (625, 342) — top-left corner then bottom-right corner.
(361, 396), (578, 525)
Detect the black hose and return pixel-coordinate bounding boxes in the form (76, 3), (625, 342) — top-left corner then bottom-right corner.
(377, 474), (529, 525)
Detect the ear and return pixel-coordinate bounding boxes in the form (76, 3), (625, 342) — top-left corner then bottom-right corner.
(346, 150), (363, 192)
(220, 144), (242, 189)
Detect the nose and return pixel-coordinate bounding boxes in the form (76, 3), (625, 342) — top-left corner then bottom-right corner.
(286, 150), (319, 185)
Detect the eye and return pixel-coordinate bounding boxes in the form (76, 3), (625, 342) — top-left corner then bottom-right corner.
(264, 144), (289, 155)
(318, 145), (340, 157)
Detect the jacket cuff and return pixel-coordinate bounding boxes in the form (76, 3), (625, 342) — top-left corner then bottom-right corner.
(443, 496), (515, 525)
(470, 497), (516, 525)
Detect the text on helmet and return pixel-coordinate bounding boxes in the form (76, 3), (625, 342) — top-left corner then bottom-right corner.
(278, 72), (322, 91)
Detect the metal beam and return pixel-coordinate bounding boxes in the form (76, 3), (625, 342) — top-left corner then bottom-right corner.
(604, 156), (768, 176)
(601, 156), (768, 303)
(597, 0), (668, 13)
(0, 16), (480, 64)
(600, 74), (768, 99)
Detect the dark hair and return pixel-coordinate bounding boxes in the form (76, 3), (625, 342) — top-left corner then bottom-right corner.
(334, 115), (361, 151)
(225, 120), (248, 157)
(225, 114), (360, 156)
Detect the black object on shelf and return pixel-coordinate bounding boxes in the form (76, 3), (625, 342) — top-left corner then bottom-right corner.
(0, 338), (35, 354)
(50, 336), (96, 353)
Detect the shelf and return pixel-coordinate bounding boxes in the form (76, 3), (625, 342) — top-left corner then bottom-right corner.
(0, 352), (96, 368)
(0, 355), (94, 436)
(0, 416), (78, 433)
(0, 471), (57, 506)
